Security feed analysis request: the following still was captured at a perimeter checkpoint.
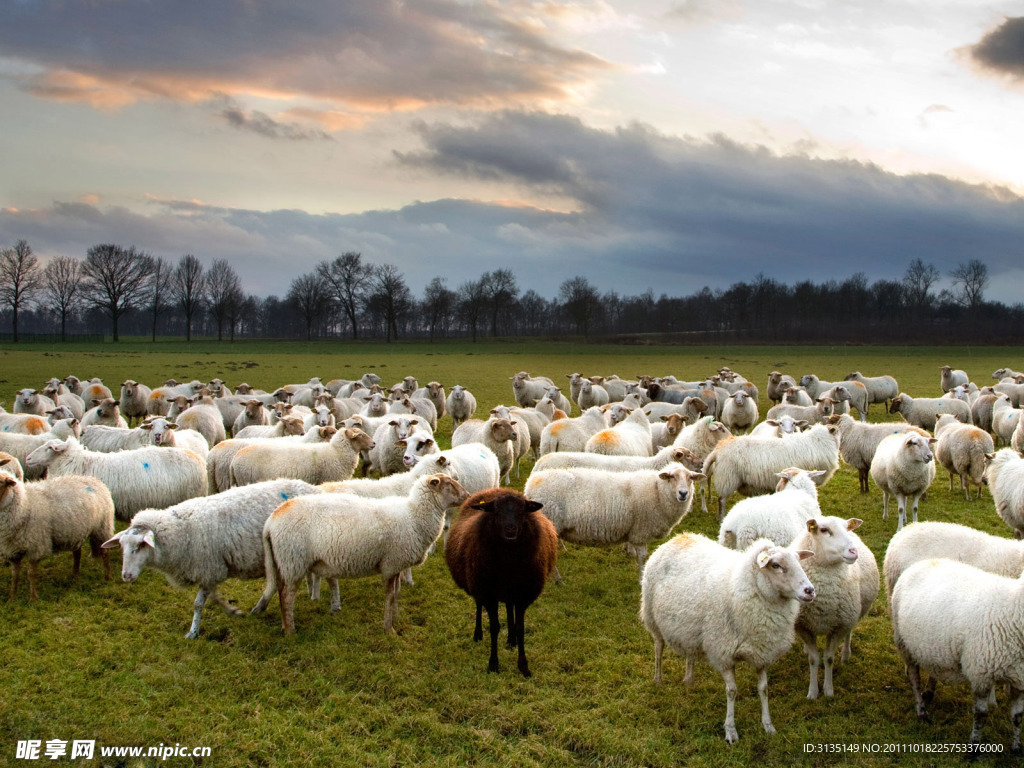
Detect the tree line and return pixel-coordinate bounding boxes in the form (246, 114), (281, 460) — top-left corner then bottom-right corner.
(1, 240), (1021, 344)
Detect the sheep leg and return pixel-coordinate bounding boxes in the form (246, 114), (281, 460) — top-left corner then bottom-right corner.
(383, 574), (400, 635)
(797, 627), (820, 699)
(910, 494), (920, 525)
(9, 559), (23, 600)
(906, 663), (928, 720)
(307, 574), (320, 600)
(948, 471), (955, 492)
(1009, 688), (1024, 753)
(858, 468), (868, 494)
(71, 548), (82, 581)
(552, 564), (563, 585)
(401, 567), (414, 586)
(485, 601), (501, 674)
(279, 581), (297, 635)
(896, 495), (907, 532)
(27, 560), (40, 602)
(721, 667), (740, 743)
(209, 588), (244, 617)
(505, 602), (516, 650)
(684, 657), (694, 686)
(100, 549), (111, 581)
(329, 579), (341, 614)
(881, 490), (889, 521)
(842, 630), (853, 663)
(473, 602), (484, 642)
(970, 690), (989, 746)
(757, 668), (776, 735)
(653, 635), (664, 684)
(514, 603), (531, 678)
(186, 589), (208, 639)
(823, 633), (841, 697)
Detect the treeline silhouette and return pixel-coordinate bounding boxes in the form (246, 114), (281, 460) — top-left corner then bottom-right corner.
(2, 241), (1022, 344)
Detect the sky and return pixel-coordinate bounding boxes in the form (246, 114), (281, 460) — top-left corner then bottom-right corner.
(1, 0), (1023, 302)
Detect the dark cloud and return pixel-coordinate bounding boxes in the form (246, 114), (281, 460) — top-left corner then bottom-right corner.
(0, 1), (612, 111)
(220, 107), (332, 141)
(966, 17), (1024, 79)
(5, 114), (1024, 302)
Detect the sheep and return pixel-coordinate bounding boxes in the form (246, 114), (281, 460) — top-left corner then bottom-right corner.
(80, 424), (151, 453)
(702, 424), (841, 518)
(992, 393), (1022, 446)
(643, 396), (708, 424)
(0, 418), (81, 479)
(146, 380), (204, 417)
(891, 557), (1024, 750)
(577, 380), (610, 410)
(766, 371), (798, 404)
(534, 444), (699, 474)
(1014, 411), (1024, 455)
(302, 403), (337, 434)
(234, 415), (306, 440)
(869, 432), (936, 531)
(651, 413), (688, 449)
(717, 390), (755, 435)
(398, 432), (440, 471)
(0, 411), (50, 435)
(445, 385), (478, 428)
(102, 479), (320, 638)
(798, 375), (858, 408)
(765, 397), (835, 426)
(256, 474), (469, 634)
(646, 382), (699, 406)
(25, 436), (208, 520)
(541, 386), (572, 414)
(323, 449), (456, 498)
(80, 398), (128, 429)
(603, 402), (632, 426)
(717, 468), (826, 550)
(780, 386), (813, 406)
(503, 405), (553, 458)
(412, 381), (446, 419)
(884, 522), (1024, 603)
(205, 423), (333, 493)
(791, 516), (878, 699)
(0, 455), (24, 482)
(933, 414), (995, 500)
(445, 488), (558, 677)
(994, 368), (1024, 382)
(749, 415), (807, 439)
(139, 418), (210, 462)
(972, 393), (998, 434)
(230, 427), (373, 487)
(538, 407), (605, 455)
(597, 376), (636, 403)
(827, 413), (929, 493)
(523, 463), (704, 574)
(889, 392), (971, 432)
(13, 388), (56, 416)
(0, 474), (114, 601)
(40, 381), (86, 420)
(844, 371), (899, 410)
(389, 395), (438, 432)
(939, 364), (969, 393)
(452, 418), (518, 484)
(672, 417), (733, 513)
(818, 382), (870, 421)
(231, 399), (268, 436)
(584, 407), (653, 457)
(640, 533), (816, 743)
(174, 393), (227, 448)
(330, 373), (382, 397)
(995, 378), (1024, 408)
(487, 406), (530, 477)
(510, 373), (550, 408)
(118, 380), (153, 425)
(985, 449), (1024, 538)
(368, 416), (430, 478)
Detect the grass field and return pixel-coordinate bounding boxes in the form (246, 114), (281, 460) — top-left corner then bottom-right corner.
(1, 339), (1023, 767)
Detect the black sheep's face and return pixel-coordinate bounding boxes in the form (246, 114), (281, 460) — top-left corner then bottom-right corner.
(476, 495), (544, 541)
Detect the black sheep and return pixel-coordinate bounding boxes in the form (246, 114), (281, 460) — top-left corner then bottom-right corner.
(445, 488), (558, 677)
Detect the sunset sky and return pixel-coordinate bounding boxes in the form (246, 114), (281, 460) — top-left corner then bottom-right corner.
(1, 1), (1022, 301)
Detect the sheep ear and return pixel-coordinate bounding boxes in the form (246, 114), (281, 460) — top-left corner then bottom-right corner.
(756, 550), (773, 568)
(658, 471), (673, 480)
(396, 440), (407, 448)
(660, 416), (670, 422)
(101, 531), (124, 549)
(808, 470), (827, 479)
(795, 550), (815, 561)
(436, 456), (449, 467)
(92, 398), (103, 405)
(423, 438), (435, 448)
(847, 518), (863, 531)
(986, 452), (996, 460)
(525, 500), (544, 513)
(0, 459), (8, 467)
(689, 472), (706, 482)
(428, 476), (441, 487)
(140, 423), (153, 431)
(142, 530), (157, 549)
(470, 499), (494, 512)
(806, 519), (819, 533)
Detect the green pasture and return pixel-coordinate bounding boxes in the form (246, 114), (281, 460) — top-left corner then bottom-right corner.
(1, 340), (1023, 767)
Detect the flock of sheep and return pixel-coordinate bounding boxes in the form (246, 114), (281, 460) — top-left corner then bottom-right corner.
(4, 363), (1024, 748)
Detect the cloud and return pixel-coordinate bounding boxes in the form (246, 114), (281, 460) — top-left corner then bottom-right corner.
(0, 1), (613, 113)
(964, 16), (1024, 80)
(4, 114), (1024, 303)
(219, 106), (332, 141)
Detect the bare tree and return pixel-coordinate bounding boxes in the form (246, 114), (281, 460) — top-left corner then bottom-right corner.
(205, 258), (243, 341)
(902, 258), (940, 311)
(0, 240), (44, 342)
(422, 276), (456, 342)
(482, 268), (520, 337)
(226, 293), (257, 342)
(81, 244), (155, 342)
(170, 254), (206, 342)
(147, 257), (171, 342)
(287, 272), (333, 341)
(560, 275), (602, 339)
(42, 254), (83, 342)
(949, 258), (989, 310)
(316, 252), (373, 339)
(369, 264), (412, 343)
(457, 277), (488, 342)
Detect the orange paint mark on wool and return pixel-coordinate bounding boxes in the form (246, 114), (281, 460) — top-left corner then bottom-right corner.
(550, 422), (566, 436)
(596, 432), (619, 446)
(271, 499), (300, 519)
(24, 417), (47, 435)
(671, 533), (697, 550)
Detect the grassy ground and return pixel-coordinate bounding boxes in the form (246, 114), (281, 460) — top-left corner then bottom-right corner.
(1, 340), (1022, 767)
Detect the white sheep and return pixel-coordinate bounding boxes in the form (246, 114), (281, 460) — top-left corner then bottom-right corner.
(643, 397), (709, 424)
(451, 418), (518, 484)
(702, 424), (841, 518)
(640, 533), (816, 743)
(0, 418), (81, 480)
(542, 386), (573, 414)
(118, 380), (153, 425)
(818, 382), (870, 421)
(398, 432), (440, 471)
(80, 397), (129, 429)
(0, 473), (114, 601)
(174, 394), (227, 448)
(231, 399), (269, 436)
(139, 417), (210, 461)
(12, 388), (56, 416)
(102, 479), (320, 638)
(0, 411), (50, 435)
(985, 449), (1024, 538)
(523, 463), (704, 574)
(80, 424), (150, 453)
(577, 380), (610, 410)
(368, 416), (430, 477)
(25, 437), (208, 521)
(720, 390), (758, 434)
(233, 415), (306, 440)
(994, 367), (1024, 382)
(939, 365), (969, 393)
(504, 404), (554, 458)
(539, 407), (607, 455)
(749, 415), (807, 438)
(791, 516), (878, 699)
(891, 557), (1024, 750)
(889, 392), (971, 432)
(146, 380), (204, 417)
(584, 407), (653, 457)
(827, 413), (929, 493)
(510, 373), (550, 408)
(765, 397), (835, 426)
(869, 432), (936, 531)
(992, 393), (1022, 446)
(650, 413), (688, 449)
(884, 521), (1024, 601)
(534, 444), (699, 474)
(933, 414), (995, 501)
(487, 406), (530, 478)
(205, 424), (334, 493)
(0, 454), (24, 481)
(255, 474), (470, 634)
(40, 383), (85, 420)
(766, 371), (798, 404)
(843, 371), (899, 410)
(717, 468), (826, 550)
(230, 427), (374, 487)
(411, 381), (446, 419)
(672, 416), (733, 514)
(389, 395), (438, 432)
(445, 385), (478, 428)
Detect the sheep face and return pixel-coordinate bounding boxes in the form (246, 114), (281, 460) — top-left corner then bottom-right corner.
(805, 516), (862, 565)
(24, 439), (69, 470)
(903, 434), (936, 465)
(658, 465), (706, 504)
(605, 404), (631, 426)
(141, 418), (177, 446)
(17, 389), (37, 406)
(426, 474), (471, 510)
(755, 545), (817, 603)
(400, 434), (436, 468)
(470, 491), (545, 542)
(102, 526), (157, 583)
(888, 395), (905, 415)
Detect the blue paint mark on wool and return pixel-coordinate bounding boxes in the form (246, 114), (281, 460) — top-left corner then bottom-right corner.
(281, 493), (289, 500)
(86, 486), (94, 493)
(143, 462), (150, 470)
